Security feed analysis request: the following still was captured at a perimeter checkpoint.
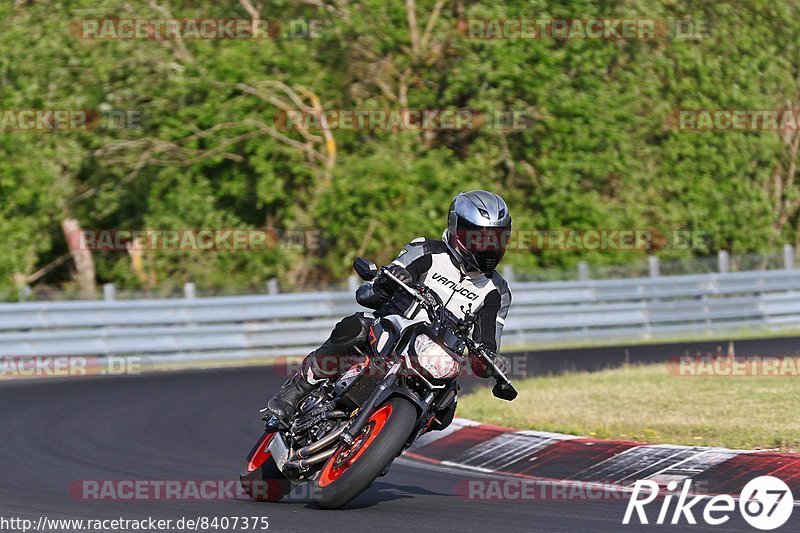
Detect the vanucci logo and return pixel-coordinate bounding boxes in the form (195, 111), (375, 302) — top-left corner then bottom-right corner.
(430, 272), (479, 301)
(623, 476), (794, 530)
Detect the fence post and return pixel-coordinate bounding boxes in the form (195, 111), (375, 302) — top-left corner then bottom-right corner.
(183, 282), (196, 299)
(103, 283), (116, 301)
(19, 284), (32, 301)
(502, 265), (515, 283)
(267, 278), (279, 295)
(348, 275), (360, 292)
(784, 244), (795, 270)
(648, 256), (660, 277)
(718, 250), (730, 273)
(578, 261), (589, 281)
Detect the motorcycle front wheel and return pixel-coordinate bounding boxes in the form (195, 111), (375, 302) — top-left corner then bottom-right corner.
(313, 397), (417, 509)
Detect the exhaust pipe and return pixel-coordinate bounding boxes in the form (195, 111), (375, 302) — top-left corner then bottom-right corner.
(285, 447), (336, 471)
(296, 425), (346, 459)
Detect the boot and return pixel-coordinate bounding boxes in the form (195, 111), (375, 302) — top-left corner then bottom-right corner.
(266, 372), (316, 424)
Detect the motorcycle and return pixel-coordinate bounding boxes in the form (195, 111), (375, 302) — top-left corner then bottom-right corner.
(240, 257), (518, 509)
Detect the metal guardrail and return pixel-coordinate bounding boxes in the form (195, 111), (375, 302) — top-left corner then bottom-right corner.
(2, 269), (800, 359)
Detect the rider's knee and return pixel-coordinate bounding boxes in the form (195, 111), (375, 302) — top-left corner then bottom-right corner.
(329, 313), (370, 345)
(304, 313), (371, 380)
(302, 350), (339, 379)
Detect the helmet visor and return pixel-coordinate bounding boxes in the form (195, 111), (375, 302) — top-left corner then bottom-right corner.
(453, 217), (511, 273)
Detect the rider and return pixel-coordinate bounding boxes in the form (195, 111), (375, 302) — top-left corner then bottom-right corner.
(266, 190), (514, 426)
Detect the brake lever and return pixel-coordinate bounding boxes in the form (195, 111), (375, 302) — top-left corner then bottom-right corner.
(380, 267), (425, 303)
(380, 267), (440, 322)
(463, 341), (518, 400)
(469, 342), (513, 384)
(478, 348), (518, 400)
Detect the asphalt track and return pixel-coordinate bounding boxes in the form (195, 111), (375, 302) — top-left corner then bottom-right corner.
(0, 368), (773, 532)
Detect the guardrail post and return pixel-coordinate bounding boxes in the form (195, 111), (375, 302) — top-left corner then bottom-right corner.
(348, 275), (360, 292)
(183, 282), (196, 299)
(648, 256), (660, 277)
(577, 261), (589, 281)
(784, 244), (795, 270)
(502, 265), (515, 283)
(103, 283), (116, 301)
(718, 250), (729, 273)
(19, 284), (32, 301)
(267, 278), (279, 294)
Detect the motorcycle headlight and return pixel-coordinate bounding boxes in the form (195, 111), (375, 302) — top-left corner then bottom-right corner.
(414, 334), (460, 379)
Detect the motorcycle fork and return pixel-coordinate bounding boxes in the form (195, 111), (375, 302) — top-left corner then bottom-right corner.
(341, 362), (401, 445)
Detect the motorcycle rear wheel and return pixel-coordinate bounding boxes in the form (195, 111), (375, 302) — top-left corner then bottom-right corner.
(313, 397), (417, 509)
(240, 431), (292, 502)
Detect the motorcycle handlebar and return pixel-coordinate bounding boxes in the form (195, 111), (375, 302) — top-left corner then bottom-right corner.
(380, 266), (518, 401)
(380, 267), (426, 303)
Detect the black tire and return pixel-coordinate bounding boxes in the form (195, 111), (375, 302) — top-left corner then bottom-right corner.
(240, 432), (292, 502)
(313, 397), (417, 509)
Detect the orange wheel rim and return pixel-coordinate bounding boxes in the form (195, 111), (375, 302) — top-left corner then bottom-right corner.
(246, 432), (275, 472)
(318, 404), (393, 487)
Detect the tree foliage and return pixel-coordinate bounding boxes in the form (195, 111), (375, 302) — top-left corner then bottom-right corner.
(1, 0), (799, 296)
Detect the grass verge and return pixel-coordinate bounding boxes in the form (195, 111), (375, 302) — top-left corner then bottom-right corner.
(458, 363), (799, 451)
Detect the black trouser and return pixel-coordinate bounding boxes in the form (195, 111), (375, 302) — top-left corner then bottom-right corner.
(301, 312), (372, 380)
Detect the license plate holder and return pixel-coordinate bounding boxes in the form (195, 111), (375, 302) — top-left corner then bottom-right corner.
(268, 433), (290, 472)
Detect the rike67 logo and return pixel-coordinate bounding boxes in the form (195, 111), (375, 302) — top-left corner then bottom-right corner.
(623, 476), (794, 530)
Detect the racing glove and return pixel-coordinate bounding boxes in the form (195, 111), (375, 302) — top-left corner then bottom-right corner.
(470, 350), (511, 379)
(490, 352), (511, 379)
(373, 264), (413, 298)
